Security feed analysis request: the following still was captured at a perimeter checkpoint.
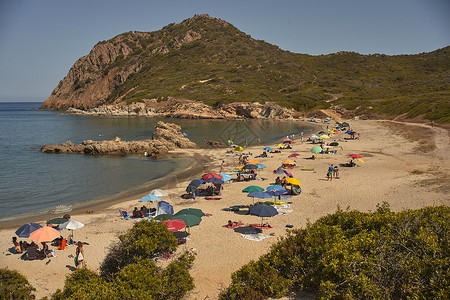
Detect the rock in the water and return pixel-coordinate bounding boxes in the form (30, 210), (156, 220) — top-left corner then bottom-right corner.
(41, 121), (197, 157)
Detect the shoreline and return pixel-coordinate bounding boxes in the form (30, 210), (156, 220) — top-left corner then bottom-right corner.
(2, 119), (446, 299)
(0, 154), (209, 229)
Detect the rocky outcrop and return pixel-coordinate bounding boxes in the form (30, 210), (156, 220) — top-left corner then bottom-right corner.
(65, 98), (295, 119)
(41, 121), (197, 157)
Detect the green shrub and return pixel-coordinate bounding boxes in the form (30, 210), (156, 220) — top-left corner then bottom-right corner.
(100, 220), (178, 277)
(220, 204), (450, 299)
(0, 268), (36, 299)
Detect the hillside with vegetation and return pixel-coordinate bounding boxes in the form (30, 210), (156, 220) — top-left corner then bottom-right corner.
(41, 14), (449, 123)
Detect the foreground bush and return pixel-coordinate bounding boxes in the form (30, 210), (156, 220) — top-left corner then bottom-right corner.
(220, 204), (449, 299)
(100, 220), (178, 277)
(54, 220), (195, 300)
(0, 268), (36, 299)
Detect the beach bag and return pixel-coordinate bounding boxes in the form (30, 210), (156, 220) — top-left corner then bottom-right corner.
(74, 255), (79, 267)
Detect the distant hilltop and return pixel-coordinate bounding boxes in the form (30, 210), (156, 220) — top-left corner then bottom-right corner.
(40, 14), (450, 123)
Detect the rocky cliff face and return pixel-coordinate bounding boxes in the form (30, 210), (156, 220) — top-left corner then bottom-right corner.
(66, 98), (295, 119)
(41, 121), (197, 157)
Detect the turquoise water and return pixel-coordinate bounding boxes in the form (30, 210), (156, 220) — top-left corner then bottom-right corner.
(0, 102), (313, 221)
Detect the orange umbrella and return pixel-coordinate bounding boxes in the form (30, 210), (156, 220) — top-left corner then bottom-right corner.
(29, 227), (60, 242)
(282, 160), (296, 165)
(247, 160), (261, 165)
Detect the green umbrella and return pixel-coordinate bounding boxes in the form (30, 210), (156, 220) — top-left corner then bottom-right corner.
(47, 218), (68, 225)
(174, 208), (204, 218)
(154, 214), (173, 221)
(242, 186), (265, 193)
(310, 146), (323, 154)
(172, 214), (201, 228)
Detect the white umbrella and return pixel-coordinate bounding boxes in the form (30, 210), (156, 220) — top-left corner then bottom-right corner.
(148, 189), (168, 197)
(60, 220), (85, 243)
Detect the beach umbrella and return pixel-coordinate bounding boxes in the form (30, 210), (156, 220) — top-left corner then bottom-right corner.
(148, 189), (168, 197)
(186, 179), (203, 194)
(174, 208), (205, 218)
(172, 214), (201, 228)
(154, 214), (173, 221)
(282, 138), (292, 142)
(286, 178), (302, 186)
(288, 153), (300, 158)
(60, 220), (84, 230)
(347, 153), (362, 158)
(219, 173), (232, 182)
(47, 218), (68, 225)
(263, 147), (272, 151)
(243, 164), (258, 170)
(277, 144), (284, 148)
(234, 146), (244, 151)
(60, 220), (85, 241)
(282, 160), (296, 165)
(274, 167), (286, 175)
(206, 177), (224, 184)
(267, 189), (287, 196)
(256, 164), (266, 169)
(357, 158), (365, 163)
(249, 204), (278, 226)
(266, 185), (286, 191)
(29, 227), (60, 243)
(201, 173), (223, 181)
(139, 195), (160, 202)
(15, 223), (43, 238)
(242, 186), (265, 193)
(247, 191), (272, 203)
(310, 146), (323, 154)
(163, 219), (186, 232)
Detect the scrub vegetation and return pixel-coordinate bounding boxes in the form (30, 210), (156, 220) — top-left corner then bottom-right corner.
(94, 15), (449, 122)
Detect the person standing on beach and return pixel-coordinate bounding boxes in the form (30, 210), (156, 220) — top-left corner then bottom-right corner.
(220, 160), (225, 173)
(75, 241), (85, 269)
(327, 165), (334, 181)
(257, 138), (261, 145)
(245, 138), (248, 147)
(333, 165), (339, 179)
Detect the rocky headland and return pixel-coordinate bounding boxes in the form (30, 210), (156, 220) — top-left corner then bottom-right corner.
(41, 121), (197, 157)
(65, 98), (295, 119)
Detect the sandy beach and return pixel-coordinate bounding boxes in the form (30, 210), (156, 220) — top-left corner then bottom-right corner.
(0, 119), (448, 299)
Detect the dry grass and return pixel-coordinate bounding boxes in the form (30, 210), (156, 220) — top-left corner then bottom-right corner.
(381, 122), (436, 153)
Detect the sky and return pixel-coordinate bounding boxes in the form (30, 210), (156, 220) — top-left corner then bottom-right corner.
(0, 0), (448, 102)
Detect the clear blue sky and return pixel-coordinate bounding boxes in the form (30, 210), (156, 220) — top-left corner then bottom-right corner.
(0, 0), (448, 102)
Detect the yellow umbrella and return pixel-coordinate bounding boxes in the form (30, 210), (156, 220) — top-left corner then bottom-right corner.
(235, 165), (244, 169)
(234, 146), (244, 151)
(277, 144), (284, 148)
(319, 134), (330, 139)
(282, 160), (296, 165)
(286, 178), (302, 185)
(357, 158), (365, 163)
(247, 160), (261, 164)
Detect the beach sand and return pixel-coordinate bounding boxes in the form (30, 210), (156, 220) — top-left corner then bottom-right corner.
(0, 119), (448, 299)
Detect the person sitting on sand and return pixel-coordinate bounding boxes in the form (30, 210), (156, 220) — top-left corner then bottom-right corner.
(281, 176), (287, 188)
(275, 176), (281, 185)
(227, 220), (237, 227)
(262, 222), (272, 228)
(12, 237), (22, 254)
(40, 242), (49, 256)
(132, 207), (141, 218)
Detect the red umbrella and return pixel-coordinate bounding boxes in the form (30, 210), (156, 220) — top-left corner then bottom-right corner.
(201, 173), (223, 180)
(282, 138), (292, 142)
(288, 153), (300, 158)
(347, 153), (362, 158)
(29, 227), (60, 242)
(163, 219), (186, 232)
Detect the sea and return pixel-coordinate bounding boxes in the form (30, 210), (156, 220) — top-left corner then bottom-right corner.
(0, 102), (313, 223)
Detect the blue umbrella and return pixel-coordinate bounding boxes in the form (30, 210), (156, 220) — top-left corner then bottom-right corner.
(139, 195), (160, 202)
(219, 173), (232, 182)
(206, 177), (224, 184)
(247, 191), (272, 199)
(249, 204), (278, 218)
(256, 164), (266, 169)
(267, 189), (287, 196)
(186, 179), (204, 194)
(263, 147), (272, 151)
(16, 223), (43, 238)
(267, 185), (286, 191)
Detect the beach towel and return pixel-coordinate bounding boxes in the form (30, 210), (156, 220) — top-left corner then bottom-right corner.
(277, 209), (293, 215)
(241, 233), (270, 241)
(249, 224), (274, 229)
(222, 222), (244, 229)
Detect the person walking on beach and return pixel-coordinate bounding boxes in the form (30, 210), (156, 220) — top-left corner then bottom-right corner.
(327, 164), (334, 181)
(220, 160), (225, 173)
(75, 241), (85, 269)
(257, 138), (261, 145)
(245, 138), (248, 147)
